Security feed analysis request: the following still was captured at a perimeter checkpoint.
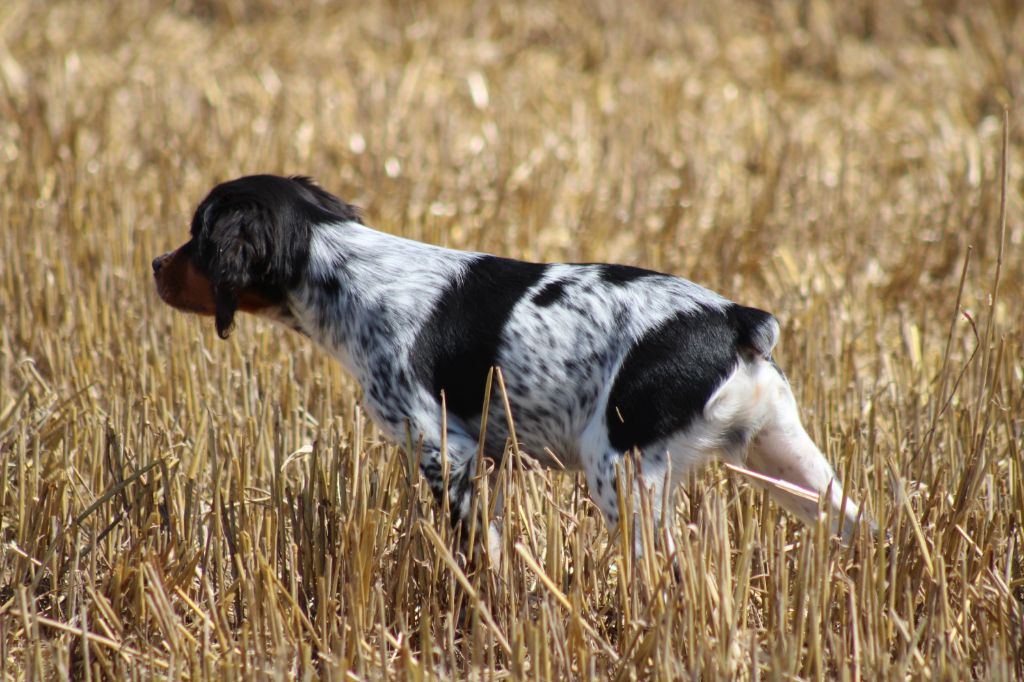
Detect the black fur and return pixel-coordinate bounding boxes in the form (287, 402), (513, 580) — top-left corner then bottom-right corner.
(411, 255), (548, 422)
(596, 263), (659, 285)
(532, 279), (567, 306)
(727, 304), (777, 358)
(605, 303), (769, 452)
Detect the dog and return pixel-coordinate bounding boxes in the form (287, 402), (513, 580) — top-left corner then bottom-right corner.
(153, 174), (868, 551)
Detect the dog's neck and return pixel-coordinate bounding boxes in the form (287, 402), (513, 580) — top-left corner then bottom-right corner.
(282, 220), (476, 380)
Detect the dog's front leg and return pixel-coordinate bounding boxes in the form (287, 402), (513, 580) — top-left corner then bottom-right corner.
(417, 431), (482, 529)
(418, 430), (505, 564)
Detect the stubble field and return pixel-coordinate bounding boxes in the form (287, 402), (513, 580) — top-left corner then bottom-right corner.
(1, 0), (1022, 678)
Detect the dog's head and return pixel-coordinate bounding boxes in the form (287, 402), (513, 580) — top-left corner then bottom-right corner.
(153, 175), (359, 338)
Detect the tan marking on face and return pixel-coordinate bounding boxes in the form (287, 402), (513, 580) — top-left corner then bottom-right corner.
(153, 244), (216, 314)
(153, 243), (278, 316)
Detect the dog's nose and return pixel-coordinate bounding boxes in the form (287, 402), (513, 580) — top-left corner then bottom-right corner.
(152, 255), (164, 274)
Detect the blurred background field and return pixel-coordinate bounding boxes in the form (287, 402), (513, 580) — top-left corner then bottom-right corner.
(1, 0), (1022, 678)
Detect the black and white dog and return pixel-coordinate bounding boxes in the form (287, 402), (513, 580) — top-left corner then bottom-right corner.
(153, 174), (866, 549)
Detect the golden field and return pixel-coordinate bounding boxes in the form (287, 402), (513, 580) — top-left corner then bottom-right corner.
(1, 0), (1022, 678)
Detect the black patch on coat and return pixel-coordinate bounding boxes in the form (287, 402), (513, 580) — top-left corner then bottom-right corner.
(605, 303), (776, 452)
(318, 273), (342, 296)
(532, 280), (567, 306)
(596, 264), (660, 285)
(412, 255), (548, 421)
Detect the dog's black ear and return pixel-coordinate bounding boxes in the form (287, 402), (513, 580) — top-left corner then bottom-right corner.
(203, 204), (259, 339)
(193, 180), (314, 339)
(214, 285), (238, 339)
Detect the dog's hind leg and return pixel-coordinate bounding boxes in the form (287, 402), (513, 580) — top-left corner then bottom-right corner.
(703, 356), (870, 542)
(738, 363), (868, 542)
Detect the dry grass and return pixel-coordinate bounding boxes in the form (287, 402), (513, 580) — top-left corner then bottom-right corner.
(2, 0), (1023, 678)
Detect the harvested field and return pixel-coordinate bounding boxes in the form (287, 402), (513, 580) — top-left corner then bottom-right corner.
(1, 0), (1023, 678)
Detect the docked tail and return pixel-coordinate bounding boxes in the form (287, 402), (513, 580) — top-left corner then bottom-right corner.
(728, 304), (780, 360)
